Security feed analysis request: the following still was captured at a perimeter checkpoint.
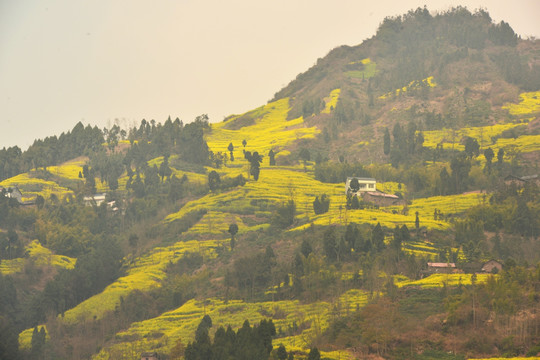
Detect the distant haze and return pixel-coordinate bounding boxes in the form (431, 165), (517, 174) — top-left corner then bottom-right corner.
(1, 0), (539, 149)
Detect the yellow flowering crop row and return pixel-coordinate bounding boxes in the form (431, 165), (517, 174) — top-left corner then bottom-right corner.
(502, 91), (540, 116)
(395, 273), (492, 288)
(0, 172), (73, 201)
(0, 258), (24, 275)
(0, 240), (76, 275)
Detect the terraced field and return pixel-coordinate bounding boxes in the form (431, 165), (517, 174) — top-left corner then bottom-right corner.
(394, 273), (491, 288)
(0, 172), (73, 201)
(0, 240), (76, 275)
(92, 289), (369, 360)
(206, 97), (320, 157)
(18, 239), (224, 349)
(502, 90), (540, 116)
(423, 90), (540, 156)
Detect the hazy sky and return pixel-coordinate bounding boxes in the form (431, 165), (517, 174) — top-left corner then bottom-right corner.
(1, 0), (539, 149)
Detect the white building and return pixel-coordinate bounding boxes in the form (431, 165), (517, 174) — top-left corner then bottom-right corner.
(345, 177), (376, 195)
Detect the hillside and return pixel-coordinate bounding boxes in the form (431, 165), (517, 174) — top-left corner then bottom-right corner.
(1, 7), (540, 360)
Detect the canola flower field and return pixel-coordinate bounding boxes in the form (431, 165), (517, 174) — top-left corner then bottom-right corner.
(321, 89), (341, 114)
(422, 123), (540, 155)
(92, 289), (369, 360)
(12, 87), (539, 358)
(0, 172), (73, 202)
(206, 97), (320, 157)
(502, 91), (540, 116)
(0, 240), (76, 275)
(345, 58), (377, 79)
(18, 239), (224, 349)
(394, 273), (491, 288)
(423, 90), (540, 155)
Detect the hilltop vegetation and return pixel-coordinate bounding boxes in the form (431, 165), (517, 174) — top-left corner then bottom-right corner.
(1, 6), (539, 360)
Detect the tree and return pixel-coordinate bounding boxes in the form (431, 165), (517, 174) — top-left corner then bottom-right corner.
(277, 344), (287, 360)
(159, 155), (173, 182)
(299, 148), (310, 170)
(228, 223), (238, 250)
(268, 149), (276, 166)
(307, 347), (321, 360)
(371, 222), (385, 252)
(271, 200), (296, 229)
(464, 136), (480, 158)
(0, 316), (19, 359)
(484, 147), (494, 173)
(35, 195), (45, 209)
(228, 142), (234, 161)
(128, 234), (139, 252)
(208, 170), (221, 192)
(349, 178), (360, 194)
(323, 227), (337, 261)
(497, 147), (504, 166)
(450, 153), (471, 194)
(7, 229), (18, 260)
(31, 326), (46, 357)
(301, 238), (312, 258)
(242, 139), (247, 148)
(249, 151), (263, 181)
(383, 127), (391, 155)
(415, 211), (420, 234)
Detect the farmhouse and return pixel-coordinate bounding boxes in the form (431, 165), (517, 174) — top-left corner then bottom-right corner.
(426, 262), (456, 274)
(345, 177), (376, 195)
(83, 193), (107, 206)
(362, 191), (404, 206)
(140, 352), (159, 360)
(504, 174), (539, 187)
(1, 186), (24, 204)
(481, 259), (503, 274)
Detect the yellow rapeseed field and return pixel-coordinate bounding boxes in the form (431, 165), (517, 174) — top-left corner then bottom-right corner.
(502, 90), (540, 116)
(395, 273), (492, 288)
(206, 97), (320, 157)
(92, 288), (369, 360)
(0, 240), (76, 275)
(0, 172), (73, 201)
(321, 89), (341, 114)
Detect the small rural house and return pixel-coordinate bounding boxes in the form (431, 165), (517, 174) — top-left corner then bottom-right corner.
(1, 186), (24, 204)
(83, 193), (107, 206)
(481, 259), (503, 274)
(426, 262), (456, 274)
(345, 177), (376, 195)
(362, 191), (404, 206)
(140, 352), (159, 360)
(504, 174), (540, 187)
